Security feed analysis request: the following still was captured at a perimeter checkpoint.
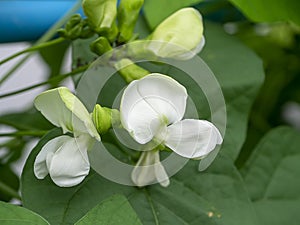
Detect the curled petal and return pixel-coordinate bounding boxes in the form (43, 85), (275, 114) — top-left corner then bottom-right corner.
(47, 135), (92, 187)
(131, 150), (169, 187)
(34, 87), (100, 141)
(148, 7), (204, 59)
(120, 74), (187, 144)
(175, 37), (205, 60)
(165, 119), (223, 159)
(34, 135), (71, 179)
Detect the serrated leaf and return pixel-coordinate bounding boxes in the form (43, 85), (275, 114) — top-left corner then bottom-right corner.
(75, 195), (142, 225)
(241, 127), (300, 225)
(0, 201), (49, 225)
(21, 130), (258, 225)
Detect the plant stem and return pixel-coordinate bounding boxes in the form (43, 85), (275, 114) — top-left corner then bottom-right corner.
(0, 181), (21, 200)
(0, 130), (48, 137)
(0, 38), (65, 65)
(0, 64), (89, 99)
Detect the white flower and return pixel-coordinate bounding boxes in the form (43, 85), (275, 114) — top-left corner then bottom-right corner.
(33, 87), (100, 187)
(120, 73), (223, 159)
(131, 150), (169, 187)
(147, 8), (205, 60)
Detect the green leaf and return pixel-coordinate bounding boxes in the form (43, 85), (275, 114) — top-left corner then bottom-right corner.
(0, 108), (53, 131)
(39, 40), (70, 79)
(0, 165), (19, 201)
(21, 130), (258, 225)
(0, 201), (49, 225)
(75, 195), (142, 225)
(143, 0), (204, 29)
(241, 127), (300, 225)
(228, 0), (300, 25)
(199, 21), (264, 161)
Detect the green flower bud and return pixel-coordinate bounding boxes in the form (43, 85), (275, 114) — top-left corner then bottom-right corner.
(58, 14), (94, 40)
(114, 58), (150, 83)
(79, 19), (95, 39)
(117, 0), (144, 43)
(82, 0), (117, 35)
(90, 36), (113, 56)
(65, 14), (82, 31)
(92, 104), (120, 134)
(147, 8), (205, 60)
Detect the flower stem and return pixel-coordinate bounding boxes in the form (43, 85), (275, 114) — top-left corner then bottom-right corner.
(0, 181), (21, 200)
(0, 130), (48, 137)
(0, 64), (89, 99)
(0, 38), (65, 65)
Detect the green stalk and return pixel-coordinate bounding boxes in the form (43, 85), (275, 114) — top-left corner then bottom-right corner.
(0, 181), (21, 200)
(0, 130), (48, 137)
(0, 64), (89, 99)
(0, 38), (65, 65)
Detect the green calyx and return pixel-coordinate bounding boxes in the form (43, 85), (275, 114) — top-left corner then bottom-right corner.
(92, 104), (120, 135)
(90, 36), (113, 56)
(114, 58), (150, 83)
(117, 0), (144, 43)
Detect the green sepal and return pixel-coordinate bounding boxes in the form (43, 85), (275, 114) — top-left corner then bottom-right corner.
(90, 36), (113, 56)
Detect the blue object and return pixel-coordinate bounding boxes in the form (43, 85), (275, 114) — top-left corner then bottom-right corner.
(0, 0), (83, 43)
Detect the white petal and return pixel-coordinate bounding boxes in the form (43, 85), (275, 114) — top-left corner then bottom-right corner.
(175, 37), (205, 60)
(148, 8), (204, 60)
(34, 87), (100, 140)
(47, 135), (92, 187)
(120, 74), (187, 143)
(131, 150), (169, 187)
(165, 119), (223, 158)
(34, 135), (71, 179)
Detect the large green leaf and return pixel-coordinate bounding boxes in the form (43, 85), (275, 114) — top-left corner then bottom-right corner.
(21, 129), (258, 225)
(241, 127), (300, 225)
(75, 195), (142, 225)
(200, 22), (264, 160)
(143, 0), (204, 29)
(0, 201), (49, 225)
(228, 0), (300, 25)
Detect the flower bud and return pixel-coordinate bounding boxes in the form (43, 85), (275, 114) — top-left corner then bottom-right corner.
(147, 8), (205, 60)
(90, 36), (112, 56)
(114, 58), (150, 83)
(92, 104), (120, 134)
(82, 0), (117, 35)
(117, 0), (144, 43)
